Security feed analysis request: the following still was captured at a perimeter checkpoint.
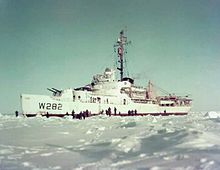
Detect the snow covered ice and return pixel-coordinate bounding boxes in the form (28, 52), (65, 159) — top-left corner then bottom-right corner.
(0, 112), (220, 170)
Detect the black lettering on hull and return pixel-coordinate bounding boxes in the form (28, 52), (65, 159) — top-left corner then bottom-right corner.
(39, 103), (45, 109)
(38, 103), (62, 110)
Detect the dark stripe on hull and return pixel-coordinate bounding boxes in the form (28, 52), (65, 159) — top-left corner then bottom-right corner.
(24, 114), (37, 117)
(111, 113), (188, 116)
(23, 114), (66, 118)
(23, 112), (188, 117)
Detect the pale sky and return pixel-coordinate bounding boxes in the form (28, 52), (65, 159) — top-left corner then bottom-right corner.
(0, 0), (220, 114)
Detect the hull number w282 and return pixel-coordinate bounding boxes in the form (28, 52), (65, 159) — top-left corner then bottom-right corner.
(39, 103), (62, 110)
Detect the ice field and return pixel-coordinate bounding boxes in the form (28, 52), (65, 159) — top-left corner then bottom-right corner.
(0, 112), (220, 170)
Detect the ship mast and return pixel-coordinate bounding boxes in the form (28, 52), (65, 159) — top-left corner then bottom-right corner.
(114, 30), (131, 81)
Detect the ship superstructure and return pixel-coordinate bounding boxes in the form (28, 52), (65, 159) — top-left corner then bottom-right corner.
(21, 30), (192, 117)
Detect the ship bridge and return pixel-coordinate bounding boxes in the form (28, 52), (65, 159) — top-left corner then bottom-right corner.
(91, 68), (133, 95)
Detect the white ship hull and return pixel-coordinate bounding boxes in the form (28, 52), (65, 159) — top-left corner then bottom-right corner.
(21, 94), (191, 117)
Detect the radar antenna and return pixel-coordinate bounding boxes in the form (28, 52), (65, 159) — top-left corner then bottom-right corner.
(114, 30), (131, 81)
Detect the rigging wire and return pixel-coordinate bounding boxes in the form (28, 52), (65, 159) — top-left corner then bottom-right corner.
(151, 83), (171, 95)
(124, 48), (130, 77)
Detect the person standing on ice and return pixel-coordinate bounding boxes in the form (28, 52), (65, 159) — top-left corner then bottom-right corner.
(72, 110), (75, 119)
(85, 110), (89, 117)
(134, 109), (137, 115)
(114, 107), (117, 115)
(79, 111), (82, 119)
(82, 111), (86, 119)
(128, 110), (131, 115)
(15, 111), (19, 117)
(108, 107), (111, 116)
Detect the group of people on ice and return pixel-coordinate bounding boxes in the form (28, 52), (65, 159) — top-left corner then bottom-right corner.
(71, 110), (91, 120)
(104, 107), (138, 116)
